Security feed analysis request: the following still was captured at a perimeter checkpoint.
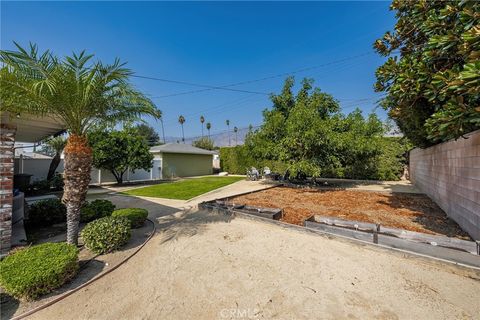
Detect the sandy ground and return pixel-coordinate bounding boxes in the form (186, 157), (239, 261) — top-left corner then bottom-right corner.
(7, 180), (480, 319)
(232, 187), (469, 239)
(23, 208), (480, 320)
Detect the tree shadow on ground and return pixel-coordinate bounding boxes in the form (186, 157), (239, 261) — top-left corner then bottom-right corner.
(96, 193), (235, 244)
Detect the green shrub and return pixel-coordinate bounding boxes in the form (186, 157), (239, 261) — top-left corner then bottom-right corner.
(111, 208), (148, 228)
(81, 216), (131, 254)
(0, 242), (79, 301)
(80, 199), (116, 223)
(27, 198), (66, 226)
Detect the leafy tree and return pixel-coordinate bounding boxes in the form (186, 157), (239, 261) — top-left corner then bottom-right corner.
(245, 77), (405, 180)
(178, 115), (185, 143)
(374, 0), (480, 146)
(192, 137), (215, 151)
(41, 136), (67, 180)
(0, 43), (160, 245)
(131, 123), (161, 146)
(89, 129), (154, 184)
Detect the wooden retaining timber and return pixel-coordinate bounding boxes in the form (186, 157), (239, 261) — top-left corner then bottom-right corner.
(312, 215), (478, 254)
(198, 199), (480, 269)
(304, 220), (480, 268)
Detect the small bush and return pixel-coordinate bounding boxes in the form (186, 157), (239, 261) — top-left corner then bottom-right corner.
(27, 198), (66, 226)
(81, 216), (131, 254)
(111, 208), (148, 228)
(80, 199), (116, 223)
(0, 242), (79, 301)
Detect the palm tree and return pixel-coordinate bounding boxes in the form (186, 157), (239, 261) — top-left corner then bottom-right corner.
(44, 136), (67, 180)
(206, 122), (211, 138)
(234, 126), (238, 145)
(178, 115), (186, 143)
(226, 119), (231, 146)
(0, 43), (160, 245)
(200, 115), (205, 137)
(160, 115), (166, 144)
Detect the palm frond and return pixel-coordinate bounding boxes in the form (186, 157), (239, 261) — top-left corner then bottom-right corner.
(1, 42), (160, 135)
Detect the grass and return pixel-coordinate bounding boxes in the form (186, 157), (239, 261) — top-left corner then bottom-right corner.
(123, 176), (244, 200)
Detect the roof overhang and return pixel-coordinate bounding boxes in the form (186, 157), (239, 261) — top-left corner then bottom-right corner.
(1, 112), (66, 143)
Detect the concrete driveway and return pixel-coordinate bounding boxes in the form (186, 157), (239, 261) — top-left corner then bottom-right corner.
(25, 180), (480, 319)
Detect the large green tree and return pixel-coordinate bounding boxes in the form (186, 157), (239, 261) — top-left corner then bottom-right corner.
(245, 77), (405, 180)
(132, 123), (161, 146)
(0, 43), (160, 245)
(374, 0), (480, 147)
(89, 129), (154, 184)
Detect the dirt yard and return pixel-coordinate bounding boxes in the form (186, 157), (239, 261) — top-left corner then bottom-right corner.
(25, 210), (480, 320)
(232, 187), (470, 239)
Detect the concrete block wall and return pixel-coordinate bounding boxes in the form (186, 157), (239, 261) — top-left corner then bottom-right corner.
(410, 130), (480, 240)
(0, 123), (16, 255)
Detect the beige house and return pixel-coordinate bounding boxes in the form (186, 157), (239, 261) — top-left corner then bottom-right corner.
(150, 143), (215, 178)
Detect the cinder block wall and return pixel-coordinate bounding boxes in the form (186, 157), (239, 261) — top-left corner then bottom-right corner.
(410, 130), (480, 240)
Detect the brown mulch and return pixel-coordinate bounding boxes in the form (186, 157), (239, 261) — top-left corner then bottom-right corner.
(232, 187), (471, 240)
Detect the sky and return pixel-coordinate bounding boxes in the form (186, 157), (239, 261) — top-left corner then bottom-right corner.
(1, 1), (396, 140)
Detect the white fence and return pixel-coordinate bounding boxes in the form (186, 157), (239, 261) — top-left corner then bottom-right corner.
(14, 158), (160, 185)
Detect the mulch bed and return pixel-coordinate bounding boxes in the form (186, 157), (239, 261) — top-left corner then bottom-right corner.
(232, 187), (471, 240)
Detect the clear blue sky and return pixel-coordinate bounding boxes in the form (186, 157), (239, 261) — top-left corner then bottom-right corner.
(1, 1), (395, 139)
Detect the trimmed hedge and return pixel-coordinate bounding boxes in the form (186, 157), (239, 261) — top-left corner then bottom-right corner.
(27, 198), (66, 226)
(80, 199), (116, 223)
(219, 146), (287, 175)
(81, 216), (131, 254)
(0, 242), (79, 301)
(112, 208), (148, 228)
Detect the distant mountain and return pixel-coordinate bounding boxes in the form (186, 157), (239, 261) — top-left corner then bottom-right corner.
(163, 126), (257, 147)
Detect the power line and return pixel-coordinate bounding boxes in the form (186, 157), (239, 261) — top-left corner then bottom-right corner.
(132, 74), (269, 96)
(135, 52), (374, 99)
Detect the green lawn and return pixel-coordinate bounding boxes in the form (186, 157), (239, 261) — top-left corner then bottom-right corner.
(123, 176), (244, 200)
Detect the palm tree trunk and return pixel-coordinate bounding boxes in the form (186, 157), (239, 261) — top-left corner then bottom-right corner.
(47, 152), (61, 180)
(181, 125), (185, 143)
(62, 135), (92, 245)
(161, 118), (166, 144)
(201, 123), (204, 137)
